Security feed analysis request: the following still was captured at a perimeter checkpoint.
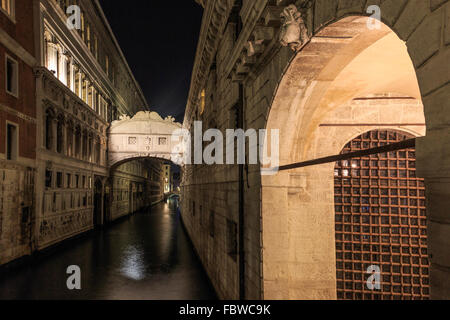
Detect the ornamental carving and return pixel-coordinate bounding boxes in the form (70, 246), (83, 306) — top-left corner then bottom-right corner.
(279, 4), (310, 51)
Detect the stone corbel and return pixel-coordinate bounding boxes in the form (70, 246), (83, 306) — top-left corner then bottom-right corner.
(279, 4), (310, 51)
(245, 40), (265, 57)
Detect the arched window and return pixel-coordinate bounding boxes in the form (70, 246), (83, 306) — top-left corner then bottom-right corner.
(95, 137), (101, 164)
(75, 125), (81, 158)
(45, 109), (54, 150)
(56, 115), (64, 154)
(87, 133), (93, 162)
(334, 130), (429, 300)
(66, 122), (74, 157)
(82, 130), (88, 160)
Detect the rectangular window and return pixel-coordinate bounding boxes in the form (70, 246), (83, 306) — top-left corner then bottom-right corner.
(6, 56), (18, 97)
(82, 176), (86, 189)
(192, 201), (196, 217)
(88, 86), (93, 107)
(1, 0), (14, 18)
(56, 172), (63, 189)
(6, 123), (17, 160)
(227, 219), (238, 260)
(159, 137), (167, 145)
(85, 23), (91, 49)
(82, 79), (88, 103)
(105, 55), (109, 75)
(74, 70), (80, 96)
(66, 173), (71, 189)
(75, 174), (79, 188)
(92, 34), (98, 59)
(45, 170), (52, 188)
(80, 12), (85, 40)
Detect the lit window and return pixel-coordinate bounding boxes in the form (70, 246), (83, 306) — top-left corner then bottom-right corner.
(1, 0), (14, 18)
(105, 55), (109, 75)
(80, 12), (85, 39)
(85, 23), (91, 49)
(199, 89), (206, 115)
(5, 56), (18, 97)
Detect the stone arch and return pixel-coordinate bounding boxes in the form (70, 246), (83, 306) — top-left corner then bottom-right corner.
(109, 155), (175, 172)
(261, 6), (449, 299)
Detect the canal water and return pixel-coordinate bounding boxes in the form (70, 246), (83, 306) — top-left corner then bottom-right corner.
(0, 200), (217, 300)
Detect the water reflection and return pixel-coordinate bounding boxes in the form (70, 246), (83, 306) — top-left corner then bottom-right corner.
(0, 200), (216, 300)
(120, 245), (146, 281)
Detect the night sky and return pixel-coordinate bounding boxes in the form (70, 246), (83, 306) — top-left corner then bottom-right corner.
(99, 0), (203, 123)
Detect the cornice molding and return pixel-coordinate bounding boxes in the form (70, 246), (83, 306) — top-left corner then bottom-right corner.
(185, 0), (234, 127)
(0, 27), (36, 67)
(184, 0), (316, 124)
(43, 0), (149, 116)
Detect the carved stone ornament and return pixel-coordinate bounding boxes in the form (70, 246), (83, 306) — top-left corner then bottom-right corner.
(119, 114), (131, 121)
(279, 4), (310, 51)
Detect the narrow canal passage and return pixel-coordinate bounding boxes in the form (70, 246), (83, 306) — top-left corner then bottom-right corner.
(0, 200), (217, 300)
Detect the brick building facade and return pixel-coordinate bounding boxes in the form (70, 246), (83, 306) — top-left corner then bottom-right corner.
(0, 0), (37, 266)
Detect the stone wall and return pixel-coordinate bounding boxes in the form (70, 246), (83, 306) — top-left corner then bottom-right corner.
(0, 162), (35, 265)
(110, 159), (164, 221)
(182, 0), (450, 299)
(0, 0), (36, 266)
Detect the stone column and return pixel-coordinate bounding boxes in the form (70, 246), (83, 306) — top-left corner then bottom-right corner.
(59, 51), (68, 86)
(69, 58), (75, 92)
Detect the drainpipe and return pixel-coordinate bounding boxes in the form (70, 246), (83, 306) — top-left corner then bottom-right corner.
(238, 83), (245, 300)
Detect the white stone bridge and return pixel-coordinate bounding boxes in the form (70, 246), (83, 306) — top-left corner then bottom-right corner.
(108, 111), (184, 167)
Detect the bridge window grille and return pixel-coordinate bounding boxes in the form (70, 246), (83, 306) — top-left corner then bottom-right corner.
(128, 137), (137, 145)
(334, 130), (429, 300)
(159, 137), (167, 145)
